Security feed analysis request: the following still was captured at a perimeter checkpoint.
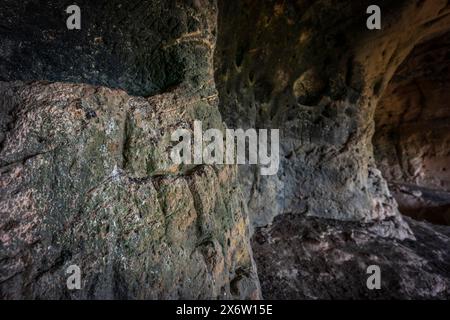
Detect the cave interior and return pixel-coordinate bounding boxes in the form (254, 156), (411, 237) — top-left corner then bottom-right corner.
(373, 31), (450, 226)
(0, 0), (450, 300)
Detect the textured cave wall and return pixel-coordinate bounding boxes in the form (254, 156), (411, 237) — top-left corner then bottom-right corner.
(214, 0), (450, 299)
(215, 0), (401, 228)
(374, 32), (450, 225)
(0, 0), (215, 97)
(215, 0), (450, 232)
(0, 0), (261, 299)
(1, 0), (450, 301)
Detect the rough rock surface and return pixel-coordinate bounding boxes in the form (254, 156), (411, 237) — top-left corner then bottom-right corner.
(0, 0), (216, 97)
(1, 0), (450, 300)
(374, 32), (450, 225)
(253, 214), (450, 299)
(214, 0), (450, 299)
(215, 0), (450, 229)
(0, 81), (260, 299)
(0, 0), (261, 300)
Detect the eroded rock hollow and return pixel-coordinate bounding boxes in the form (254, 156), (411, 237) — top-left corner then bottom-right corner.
(1, 0), (450, 299)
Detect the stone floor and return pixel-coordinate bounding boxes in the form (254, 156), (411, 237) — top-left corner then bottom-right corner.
(252, 214), (450, 299)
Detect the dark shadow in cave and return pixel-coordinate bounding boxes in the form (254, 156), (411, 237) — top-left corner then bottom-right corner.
(0, 0), (209, 97)
(373, 31), (450, 226)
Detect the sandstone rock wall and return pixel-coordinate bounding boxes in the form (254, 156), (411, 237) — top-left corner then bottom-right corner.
(215, 0), (450, 299)
(0, 81), (260, 299)
(215, 0), (450, 231)
(0, 0), (260, 299)
(373, 32), (450, 225)
(0, 0), (216, 97)
(374, 32), (450, 192)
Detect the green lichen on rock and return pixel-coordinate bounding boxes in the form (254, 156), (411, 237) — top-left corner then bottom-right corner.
(0, 81), (260, 299)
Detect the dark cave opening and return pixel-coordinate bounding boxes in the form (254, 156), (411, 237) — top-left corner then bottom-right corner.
(373, 32), (450, 226)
